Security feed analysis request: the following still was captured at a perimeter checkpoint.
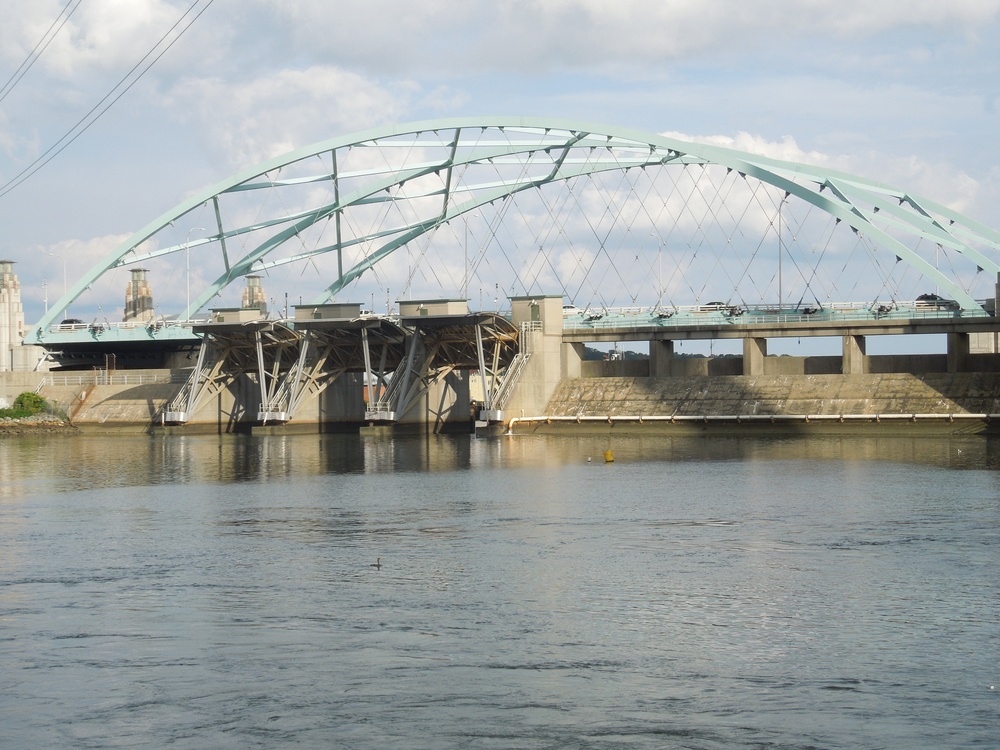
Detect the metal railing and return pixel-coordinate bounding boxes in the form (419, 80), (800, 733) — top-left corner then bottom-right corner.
(40, 371), (187, 387)
(520, 320), (543, 333)
(47, 320), (209, 333)
(507, 412), (1000, 431)
(493, 353), (530, 409)
(563, 301), (988, 331)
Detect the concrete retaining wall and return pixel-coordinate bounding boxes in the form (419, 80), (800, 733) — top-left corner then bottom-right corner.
(59, 382), (183, 430)
(8, 359), (1000, 433)
(543, 373), (1000, 418)
(0, 370), (181, 430)
(0, 372), (46, 407)
(19, 368), (468, 434)
(597, 352), (1000, 377)
(581, 359), (650, 378)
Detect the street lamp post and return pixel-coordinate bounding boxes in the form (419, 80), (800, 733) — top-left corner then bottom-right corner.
(185, 228), (205, 321)
(463, 212), (480, 301)
(650, 234), (664, 308)
(778, 194), (787, 310)
(48, 252), (66, 319)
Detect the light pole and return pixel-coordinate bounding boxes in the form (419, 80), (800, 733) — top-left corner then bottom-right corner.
(185, 228), (205, 321)
(464, 217), (471, 301)
(463, 212), (479, 301)
(48, 252), (66, 319)
(777, 194), (787, 310)
(650, 233), (664, 308)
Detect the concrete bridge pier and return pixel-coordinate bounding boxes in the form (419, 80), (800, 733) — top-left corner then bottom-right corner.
(743, 338), (767, 375)
(843, 335), (867, 374)
(948, 332), (970, 373)
(650, 340), (674, 377)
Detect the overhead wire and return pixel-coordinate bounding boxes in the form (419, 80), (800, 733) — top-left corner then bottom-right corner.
(0, 0), (217, 200)
(0, 0), (84, 105)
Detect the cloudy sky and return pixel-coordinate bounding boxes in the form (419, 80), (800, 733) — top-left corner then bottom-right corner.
(1, 0), (999, 330)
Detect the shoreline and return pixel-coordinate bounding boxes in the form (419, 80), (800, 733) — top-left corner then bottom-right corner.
(0, 416), (75, 436)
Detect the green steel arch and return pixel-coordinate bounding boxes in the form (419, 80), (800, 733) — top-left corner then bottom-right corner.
(27, 117), (1000, 343)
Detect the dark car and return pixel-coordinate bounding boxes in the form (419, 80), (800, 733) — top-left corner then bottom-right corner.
(915, 293), (959, 309)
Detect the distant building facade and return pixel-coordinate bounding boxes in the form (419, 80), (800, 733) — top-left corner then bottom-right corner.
(242, 275), (267, 313)
(124, 268), (154, 322)
(0, 260), (25, 371)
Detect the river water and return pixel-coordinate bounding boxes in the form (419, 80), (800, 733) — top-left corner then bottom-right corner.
(1, 432), (997, 748)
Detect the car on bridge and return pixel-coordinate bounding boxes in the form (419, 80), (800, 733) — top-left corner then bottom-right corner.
(915, 293), (959, 310)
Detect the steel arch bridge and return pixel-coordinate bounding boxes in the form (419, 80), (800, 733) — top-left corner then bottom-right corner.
(26, 116), (1000, 346)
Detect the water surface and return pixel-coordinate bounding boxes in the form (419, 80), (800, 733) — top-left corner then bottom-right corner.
(1, 433), (997, 748)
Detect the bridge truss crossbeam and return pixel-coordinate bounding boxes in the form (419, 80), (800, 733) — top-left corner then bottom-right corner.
(164, 321), (304, 425)
(29, 118), (1000, 351)
(366, 313), (521, 425)
(162, 313), (521, 428)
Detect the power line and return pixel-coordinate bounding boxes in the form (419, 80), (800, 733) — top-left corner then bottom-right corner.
(0, 0), (217, 199)
(0, 0), (84, 105)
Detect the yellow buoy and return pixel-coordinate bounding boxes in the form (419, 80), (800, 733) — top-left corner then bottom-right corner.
(603, 449), (614, 463)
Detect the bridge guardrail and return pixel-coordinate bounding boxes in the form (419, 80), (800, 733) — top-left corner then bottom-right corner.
(562, 302), (988, 331)
(49, 321), (197, 332)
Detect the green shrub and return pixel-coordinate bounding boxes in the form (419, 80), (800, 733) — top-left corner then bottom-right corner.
(0, 392), (50, 419)
(13, 392), (46, 414)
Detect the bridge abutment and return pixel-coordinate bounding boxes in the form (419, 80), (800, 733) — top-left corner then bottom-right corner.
(501, 296), (575, 418)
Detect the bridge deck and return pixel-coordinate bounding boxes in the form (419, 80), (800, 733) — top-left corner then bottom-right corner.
(562, 305), (997, 342)
(32, 302), (998, 352)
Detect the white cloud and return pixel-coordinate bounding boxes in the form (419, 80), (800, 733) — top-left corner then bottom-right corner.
(5, 0), (998, 86)
(665, 131), (839, 168)
(33, 233), (134, 321)
(244, 0), (1000, 73)
(165, 66), (416, 168)
(665, 130), (994, 220)
(45, 233), (131, 279)
(0, 0), (205, 78)
(3, 0), (999, 324)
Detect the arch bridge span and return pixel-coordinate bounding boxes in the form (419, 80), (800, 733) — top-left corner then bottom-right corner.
(23, 118), (1000, 431)
(27, 116), (1000, 352)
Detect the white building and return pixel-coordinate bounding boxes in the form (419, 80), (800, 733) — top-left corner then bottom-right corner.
(0, 260), (25, 372)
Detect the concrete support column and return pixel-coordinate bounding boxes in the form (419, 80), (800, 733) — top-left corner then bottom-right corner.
(842, 335), (867, 374)
(742, 337), (767, 376)
(649, 339), (675, 377)
(994, 271), (999, 317)
(562, 341), (585, 379)
(947, 332), (970, 373)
